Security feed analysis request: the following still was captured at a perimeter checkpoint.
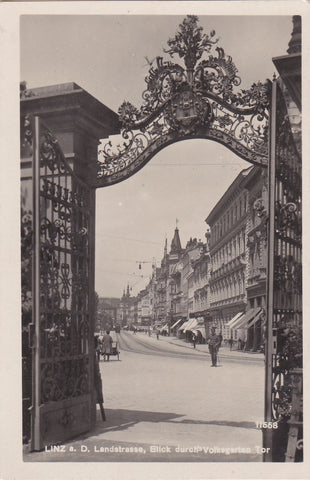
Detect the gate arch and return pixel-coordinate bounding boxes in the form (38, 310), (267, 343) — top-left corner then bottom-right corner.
(96, 16), (269, 187)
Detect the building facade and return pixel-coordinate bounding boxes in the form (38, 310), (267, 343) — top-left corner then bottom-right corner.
(243, 166), (268, 351)
(97, 297), (121, 333)
(206, 168), (250, 341)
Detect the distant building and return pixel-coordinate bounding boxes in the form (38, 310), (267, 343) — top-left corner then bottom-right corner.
(206, 165), (268, 350)
(206, 167), (250, 341)
(138, 289), (151, 325)
(172, 238), (206, 340)
(243, 166), (268, 351)
(97, 297), (121, 332)
(119, 286), (133, 327)
(189, 240), (210, 341)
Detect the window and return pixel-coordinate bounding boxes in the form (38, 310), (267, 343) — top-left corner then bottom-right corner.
(250, 252), (254, 269)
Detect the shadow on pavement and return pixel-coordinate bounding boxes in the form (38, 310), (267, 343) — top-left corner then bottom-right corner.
(77, 408), (257, 441)
(175, 418), (257, 429)
(75, 408), (184, 440)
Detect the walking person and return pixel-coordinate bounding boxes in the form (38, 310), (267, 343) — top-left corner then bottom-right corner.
(208, 327), (221, 367)
(192, 332), (197, 349)
(102, 330), (113, 362)
(94, 342), (106, 421)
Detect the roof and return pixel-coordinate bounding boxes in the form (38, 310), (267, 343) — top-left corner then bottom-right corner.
(99, 297), (121, 308)
(20, 82), (120, 136)
(170, 228), (182, 254)
(205, 166), (253, 226)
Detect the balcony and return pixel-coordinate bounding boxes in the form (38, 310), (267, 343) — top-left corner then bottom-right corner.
(210, 255), (246, 281)
(210, 294), (246, 308)
(247, 266), (267, 284)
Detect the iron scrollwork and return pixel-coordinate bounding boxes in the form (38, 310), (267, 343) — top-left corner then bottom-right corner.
(275, 201), (301, 240)
(269, 81), (302, 461)
(272, 324), (302, 421)
(97, 16), (270, 187)
(36, 122), (91, 404)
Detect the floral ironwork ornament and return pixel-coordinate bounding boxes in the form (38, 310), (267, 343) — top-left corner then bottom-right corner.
(97, 16), (270, 186)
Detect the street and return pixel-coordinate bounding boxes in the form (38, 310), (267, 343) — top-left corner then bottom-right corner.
(24, 331), (265, 462)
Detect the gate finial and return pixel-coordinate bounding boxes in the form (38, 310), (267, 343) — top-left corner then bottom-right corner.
(164, 15), (218, 74)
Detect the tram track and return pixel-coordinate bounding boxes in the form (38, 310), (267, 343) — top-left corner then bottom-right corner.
(116, 332), (264, 364)
(116, 332), (210, 361)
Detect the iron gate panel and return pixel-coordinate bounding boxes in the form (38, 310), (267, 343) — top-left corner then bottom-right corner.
(31, 116), (93, 450)
(264, 80), (302, 461)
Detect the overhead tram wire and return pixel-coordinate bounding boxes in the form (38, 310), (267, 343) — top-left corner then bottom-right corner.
(95, 267), (148, 278)
(95, 232), (162, 245)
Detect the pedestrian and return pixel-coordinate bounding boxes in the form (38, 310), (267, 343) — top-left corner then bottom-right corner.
(208, 327), (221, 367)
(102, 330), (113, 362)
(192, 332), (197, 349)
(156, 329), (159, 340)
(94, 334), (101, 362)
(94, 346), (106, 421)
(228, 337), (233, 351)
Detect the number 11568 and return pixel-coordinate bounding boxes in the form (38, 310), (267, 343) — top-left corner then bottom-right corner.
(256, 421), (278, 429)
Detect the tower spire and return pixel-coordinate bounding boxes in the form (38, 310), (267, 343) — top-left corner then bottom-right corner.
(170, 223), (182, 254)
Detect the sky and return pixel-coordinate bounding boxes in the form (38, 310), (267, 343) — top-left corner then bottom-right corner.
(20, 14), (293, 297)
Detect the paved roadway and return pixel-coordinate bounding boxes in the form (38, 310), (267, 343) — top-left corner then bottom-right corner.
(24, 331), (265, 462)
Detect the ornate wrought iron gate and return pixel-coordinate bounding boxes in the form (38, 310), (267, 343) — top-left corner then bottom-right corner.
(264, 78), (302, 461)
(21, 15), (302, 459)
(29, 116), (94, 450)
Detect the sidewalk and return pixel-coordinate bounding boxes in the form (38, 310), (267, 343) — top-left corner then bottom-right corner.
(152, 333), (264, 361)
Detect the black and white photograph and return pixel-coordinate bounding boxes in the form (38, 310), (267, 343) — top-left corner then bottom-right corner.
(0, 1), (308, 479)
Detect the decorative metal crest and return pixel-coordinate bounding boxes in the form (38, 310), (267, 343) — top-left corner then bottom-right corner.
(97, 16), (270, 187)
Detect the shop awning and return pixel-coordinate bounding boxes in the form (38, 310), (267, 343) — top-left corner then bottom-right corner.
(246, 308), (263, 329)
(192, 327), (206, 339)
(184, 319), (198, 331)
(160, 324), (168, 332)
(233, 307), (262, 330)
(226, 312), (244, 329)
(171, 318), (183, 330)
(178, 320), (189, 331)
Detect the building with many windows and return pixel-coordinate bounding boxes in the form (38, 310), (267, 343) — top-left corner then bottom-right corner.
(206, 167), (250, 342)
(205, 165), (267, 350)
(243, 166), (268, 351)
(189, 240), (210, 341)
(137, 289), (151, 326)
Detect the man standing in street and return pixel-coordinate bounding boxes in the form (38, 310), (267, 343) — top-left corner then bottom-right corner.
(102, 330), (113, 362)
(208, 327), (221, 367)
